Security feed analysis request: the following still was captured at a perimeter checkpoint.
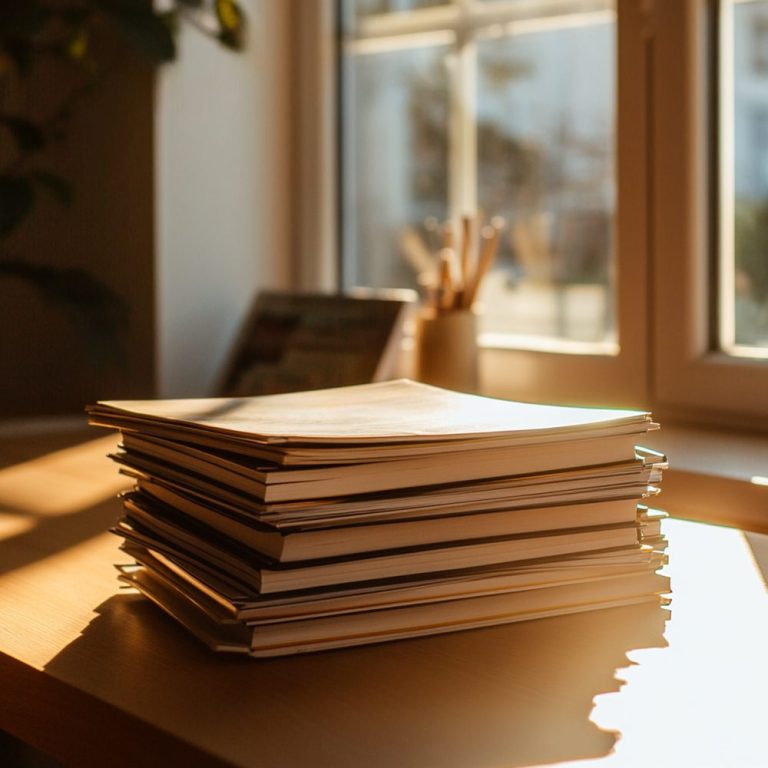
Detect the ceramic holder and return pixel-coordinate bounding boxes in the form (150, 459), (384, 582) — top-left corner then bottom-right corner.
(414, 308), (479, 392)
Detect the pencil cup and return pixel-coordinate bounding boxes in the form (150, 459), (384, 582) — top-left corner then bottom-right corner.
(414, 309), (479, 392)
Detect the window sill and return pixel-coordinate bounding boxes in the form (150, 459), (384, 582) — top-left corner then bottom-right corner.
(643, 425), (768, 534)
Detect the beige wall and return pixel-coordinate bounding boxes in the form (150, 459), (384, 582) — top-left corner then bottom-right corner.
(154, 0), (293, 397)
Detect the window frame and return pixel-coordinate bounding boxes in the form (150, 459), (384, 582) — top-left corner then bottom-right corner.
(295, 0), (768, 426)
(652, 0), (768, 429)
(336, 0), (651, 408)
(288, 1), (340, 293)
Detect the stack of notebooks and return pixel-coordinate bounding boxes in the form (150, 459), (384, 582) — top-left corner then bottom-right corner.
(87, 379), (670, 657)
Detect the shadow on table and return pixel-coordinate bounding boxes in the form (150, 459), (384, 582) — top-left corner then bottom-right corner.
(44, 595), (669, 768)
(0, 497), (119, 577)
(0, 432), (125, 577)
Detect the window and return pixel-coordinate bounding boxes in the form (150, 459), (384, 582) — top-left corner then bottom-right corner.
(342, 0), (618, 349)
(325, 0), (768, 425)
(654, 0), (768, 428)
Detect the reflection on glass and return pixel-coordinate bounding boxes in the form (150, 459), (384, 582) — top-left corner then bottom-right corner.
(476, 14), (616, 344)
(727, 0), (768, 352)
(341, 46), (450, 290)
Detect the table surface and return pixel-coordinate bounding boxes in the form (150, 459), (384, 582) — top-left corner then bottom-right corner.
(0, 429), (766, 768)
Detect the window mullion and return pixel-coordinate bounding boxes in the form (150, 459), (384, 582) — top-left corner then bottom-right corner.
(449, 3), (478, 220)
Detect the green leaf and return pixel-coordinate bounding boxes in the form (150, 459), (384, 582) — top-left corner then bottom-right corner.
(98, 0), (176, 63)
(0, 259), (128, 369)
(218, 26), (245, 52)
(32, 172), (74, 206)
(0, 114), (45, 152)
(159, 10), (179, 38)
(215, 0), (246, 51)
(66, 28), (89, 61)
(0, 176), (35, 237)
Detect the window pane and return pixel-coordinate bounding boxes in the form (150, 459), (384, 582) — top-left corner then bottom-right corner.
(726, 0), (768, 353)
(347, 0), (448, 14)
(476, 11), (616, 345)
(341, 45), (451, 290)
(343, 0), (451, 33)
(340, 2), (616, 349)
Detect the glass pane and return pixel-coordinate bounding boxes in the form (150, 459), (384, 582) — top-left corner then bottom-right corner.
(346, 0), (448, 13)
(476, 10), (616, 344)
(343, 0), (451, 34)
(727, 0), (768, 352)
(341, 45), (450, 291)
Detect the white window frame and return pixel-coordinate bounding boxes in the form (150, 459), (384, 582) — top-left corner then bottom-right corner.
(653, 0), (768, 429)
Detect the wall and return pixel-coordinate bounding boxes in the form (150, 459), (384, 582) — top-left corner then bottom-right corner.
(154, 0), (293, 398)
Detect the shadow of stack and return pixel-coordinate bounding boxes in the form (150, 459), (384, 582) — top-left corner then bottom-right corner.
(43, 596), (669, 768)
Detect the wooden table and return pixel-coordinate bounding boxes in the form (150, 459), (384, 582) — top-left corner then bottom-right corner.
(0, 431), (766, 767)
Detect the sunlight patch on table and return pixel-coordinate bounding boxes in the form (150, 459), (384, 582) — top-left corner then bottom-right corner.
(553, 520), (768, 767)
(0, 511), (37, 540)
(0, 532), (121, 668)
(0, 435), (126, 516)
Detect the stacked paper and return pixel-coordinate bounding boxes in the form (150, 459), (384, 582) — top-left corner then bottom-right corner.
(88, 379), (669, 657)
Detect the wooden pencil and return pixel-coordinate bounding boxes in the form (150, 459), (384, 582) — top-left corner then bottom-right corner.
(464, 224), (501, 307)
